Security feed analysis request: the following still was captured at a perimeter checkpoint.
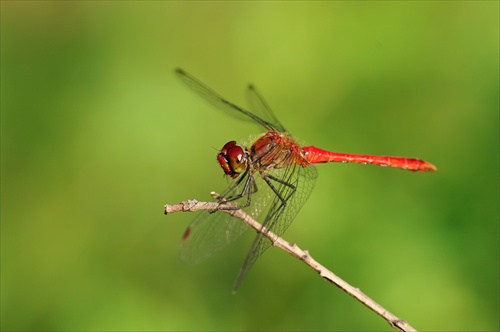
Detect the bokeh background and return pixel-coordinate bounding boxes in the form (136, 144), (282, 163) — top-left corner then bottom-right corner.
(1, 2), (498, 331)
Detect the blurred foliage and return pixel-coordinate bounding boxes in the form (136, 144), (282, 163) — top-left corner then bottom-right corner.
(1, 2), (498, 331)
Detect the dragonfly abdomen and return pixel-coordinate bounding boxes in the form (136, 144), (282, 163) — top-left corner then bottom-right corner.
(303, 146), (437, 172)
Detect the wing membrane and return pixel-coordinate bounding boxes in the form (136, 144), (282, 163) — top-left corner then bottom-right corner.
(233, 163), (318, 291)
(176, 68), (281, 131)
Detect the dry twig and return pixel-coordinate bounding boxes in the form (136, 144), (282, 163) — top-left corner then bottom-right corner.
(164, 194), (417, 332)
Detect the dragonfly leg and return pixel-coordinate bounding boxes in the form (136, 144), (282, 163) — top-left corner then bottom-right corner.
(218, 172), (256, 210)
(261, 173), (297, 207)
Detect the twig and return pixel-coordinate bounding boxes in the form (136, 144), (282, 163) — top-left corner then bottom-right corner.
(164, 195), (417, 332)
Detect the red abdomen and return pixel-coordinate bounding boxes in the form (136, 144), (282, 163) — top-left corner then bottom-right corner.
(303, 146), (436, 172)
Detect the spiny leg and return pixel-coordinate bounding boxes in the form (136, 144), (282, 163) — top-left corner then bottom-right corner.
(218, 172), (257, 210)
(261, 173), (297, 207)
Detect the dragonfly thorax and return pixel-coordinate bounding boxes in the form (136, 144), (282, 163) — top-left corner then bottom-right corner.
(217, 141), (249, 179)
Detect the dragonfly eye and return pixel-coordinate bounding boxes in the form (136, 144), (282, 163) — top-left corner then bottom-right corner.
(218, 141), (248, 178)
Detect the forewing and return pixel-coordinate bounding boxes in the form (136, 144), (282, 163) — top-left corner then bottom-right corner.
(175, 68), (274, 130)
(233, 163), (318, 291)
(179, 171), (279, 264)
(246, 84), (286, 132)
(179, 204), (250, 264)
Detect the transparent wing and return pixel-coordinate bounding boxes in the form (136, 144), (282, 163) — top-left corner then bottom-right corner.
(179, 204), (250, 263)
(179, 170), (282, 264)
(246, 84), (287, 132)
(233, 163), (318, 291)
(175, 68), (282, 131)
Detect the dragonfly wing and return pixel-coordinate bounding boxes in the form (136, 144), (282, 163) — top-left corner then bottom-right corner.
(179, 205), (250, 264)
(246, 84), (287, 132)
(232, 163), (318, 291)
(179, 171), (276, 264)
(175, 68), (275, 130)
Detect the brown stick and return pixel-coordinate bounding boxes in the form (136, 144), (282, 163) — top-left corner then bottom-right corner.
(164, 194), (417, 332)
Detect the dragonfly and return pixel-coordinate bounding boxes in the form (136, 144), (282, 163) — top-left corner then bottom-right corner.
(174, 68), (436, 292)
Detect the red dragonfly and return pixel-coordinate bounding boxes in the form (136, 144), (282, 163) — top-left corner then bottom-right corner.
(175, 68), (436, 291)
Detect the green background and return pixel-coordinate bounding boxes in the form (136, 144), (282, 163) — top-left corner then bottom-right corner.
(1, 2), (498, 331)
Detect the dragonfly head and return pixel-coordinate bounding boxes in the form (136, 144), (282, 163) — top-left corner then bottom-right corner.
(217, 141), (248, 179)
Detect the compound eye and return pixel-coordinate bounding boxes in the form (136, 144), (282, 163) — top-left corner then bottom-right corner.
(217, 141), (247, 178)
(227, 145), (246, 171)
